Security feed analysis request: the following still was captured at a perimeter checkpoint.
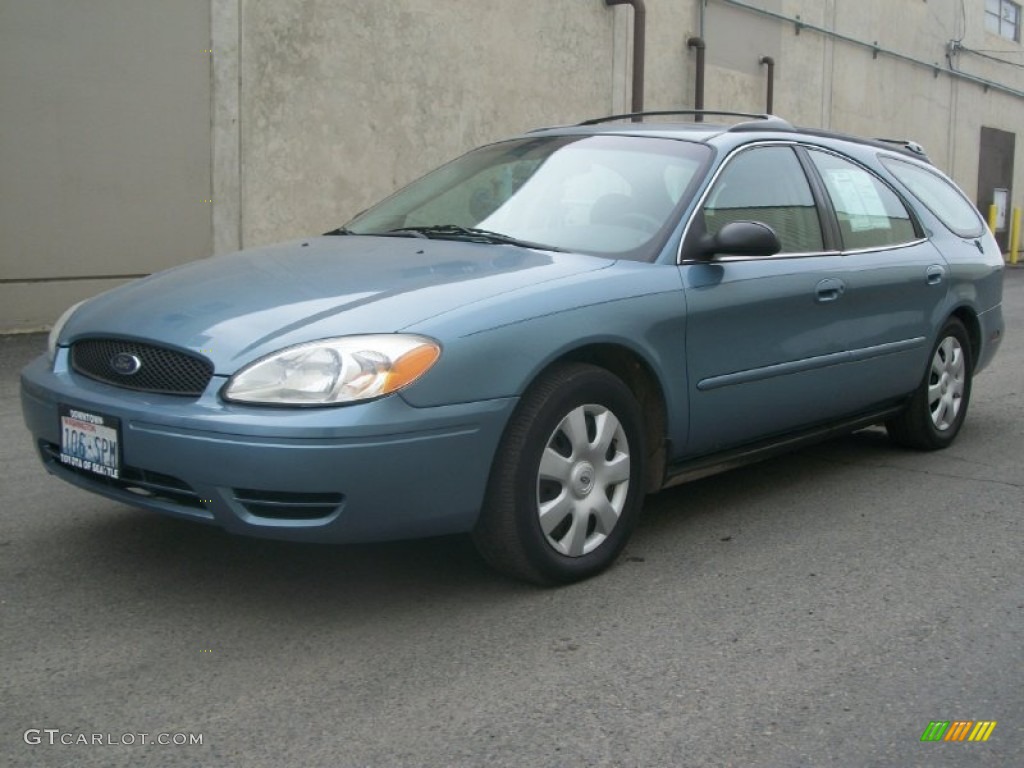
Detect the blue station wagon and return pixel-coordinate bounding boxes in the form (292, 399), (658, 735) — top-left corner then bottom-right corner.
(21, 111), (1005, 584)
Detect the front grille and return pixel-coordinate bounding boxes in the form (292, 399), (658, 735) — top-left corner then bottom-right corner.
(233, 488), (344, 520)
(71, 338), (213, 396)
(42, 441), (206, 511)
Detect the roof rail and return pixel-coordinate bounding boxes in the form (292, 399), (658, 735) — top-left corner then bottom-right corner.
(577, 110), (794, 128)
(873, 138), (929, 158)
(793, 127), (932, 163)
(728, 116), (796, 132)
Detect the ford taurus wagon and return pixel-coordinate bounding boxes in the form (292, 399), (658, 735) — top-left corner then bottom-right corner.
(21, 110), (1005, 584)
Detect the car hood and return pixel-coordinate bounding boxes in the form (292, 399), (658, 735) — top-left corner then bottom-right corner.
(61, 236), (611, 372)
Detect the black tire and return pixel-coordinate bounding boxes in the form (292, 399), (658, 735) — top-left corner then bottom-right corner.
(886, 317), (973, 450)
(472, 363), (646, 585)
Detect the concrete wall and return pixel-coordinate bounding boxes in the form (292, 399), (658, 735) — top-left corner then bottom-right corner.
(211, 0), (1024, 254)
(693, 0), (1024, 224)
(3, 0), (1023, 331)
(0, 0), (212, 331)
(220, 0), (624, 249)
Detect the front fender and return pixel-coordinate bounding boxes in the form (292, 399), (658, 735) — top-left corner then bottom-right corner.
(401, 271), (689, 452)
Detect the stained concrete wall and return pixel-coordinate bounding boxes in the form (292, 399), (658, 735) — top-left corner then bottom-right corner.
(225, 0), (621, 249)
(216, 0), (715, 251)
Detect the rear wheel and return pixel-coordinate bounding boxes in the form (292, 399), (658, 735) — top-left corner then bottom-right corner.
(886, 317), (972, 450)
(473, 363), (646, 585)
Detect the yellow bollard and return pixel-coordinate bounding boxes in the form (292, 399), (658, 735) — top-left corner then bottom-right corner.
(1011, 208), (1021, 266)
(988, 203), (999, 234)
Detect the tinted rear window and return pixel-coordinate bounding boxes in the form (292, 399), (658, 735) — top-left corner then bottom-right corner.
(881, 157), (984, 238)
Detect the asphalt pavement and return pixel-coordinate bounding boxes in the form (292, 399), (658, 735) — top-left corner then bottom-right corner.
(2, 269), (1022, 767)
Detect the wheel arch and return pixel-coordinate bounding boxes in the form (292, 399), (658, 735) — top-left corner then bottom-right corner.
(535, 343), (670, 493)
(948, 305), (981, 364)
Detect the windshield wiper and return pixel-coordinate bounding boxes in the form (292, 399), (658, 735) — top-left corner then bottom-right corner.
(384, 225), (566, 252)
(323, 226), (355, 236)
(380, 228), (430, 239)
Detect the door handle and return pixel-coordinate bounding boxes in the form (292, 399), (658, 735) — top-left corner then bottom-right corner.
(926, 265), (946, 285)
(815, 277), (846, 303)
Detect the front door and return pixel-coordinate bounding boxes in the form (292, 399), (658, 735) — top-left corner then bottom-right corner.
(679, 145), (852, 458)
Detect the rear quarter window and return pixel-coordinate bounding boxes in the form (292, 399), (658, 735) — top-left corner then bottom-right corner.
(880, 157), (985, 238)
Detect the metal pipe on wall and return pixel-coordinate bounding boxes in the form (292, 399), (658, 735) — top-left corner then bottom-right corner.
(687, 37), (706, 121)
(760, 55), (775, 114)
(605, 0), (646, 120)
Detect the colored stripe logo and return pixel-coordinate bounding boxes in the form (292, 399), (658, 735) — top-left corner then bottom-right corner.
(921, 720), (997, 742)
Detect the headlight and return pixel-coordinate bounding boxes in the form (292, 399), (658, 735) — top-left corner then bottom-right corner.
(47, 300), (87, 364)
(223, 335), (441, 405)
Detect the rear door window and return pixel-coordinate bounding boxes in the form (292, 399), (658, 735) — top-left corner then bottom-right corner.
(807, 150), (918, 251)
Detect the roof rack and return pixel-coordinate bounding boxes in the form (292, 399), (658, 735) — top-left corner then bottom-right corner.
(559, 112), (932, 163)
(577, 110), (795, 130)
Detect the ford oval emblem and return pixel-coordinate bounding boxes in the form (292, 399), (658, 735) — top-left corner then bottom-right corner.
(110, 352), (142, 376)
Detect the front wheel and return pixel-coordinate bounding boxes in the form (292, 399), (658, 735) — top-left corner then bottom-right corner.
(473, 363), (646, 585)
(886, 317), (973, 450)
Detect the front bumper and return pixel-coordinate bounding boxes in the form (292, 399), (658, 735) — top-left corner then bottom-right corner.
(20, 353), (515, 543)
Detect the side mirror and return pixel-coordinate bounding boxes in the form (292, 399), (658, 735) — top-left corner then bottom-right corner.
(698, 220), (781, 259)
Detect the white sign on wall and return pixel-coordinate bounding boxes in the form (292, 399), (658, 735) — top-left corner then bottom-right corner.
(993, 188), (1009, 231)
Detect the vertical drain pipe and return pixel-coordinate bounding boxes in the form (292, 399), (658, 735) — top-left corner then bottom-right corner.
(760, 56), (775, 113)
(606, 0), (646, 120)
(687, 37), (706, 121)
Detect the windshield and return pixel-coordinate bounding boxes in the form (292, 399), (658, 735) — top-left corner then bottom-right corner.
(345, 135), (711, 259)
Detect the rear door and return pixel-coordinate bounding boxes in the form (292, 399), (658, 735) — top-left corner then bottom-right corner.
(803, 148), (947, 405)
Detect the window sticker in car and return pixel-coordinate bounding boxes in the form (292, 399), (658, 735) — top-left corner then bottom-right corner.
(824, 168), (890, 232)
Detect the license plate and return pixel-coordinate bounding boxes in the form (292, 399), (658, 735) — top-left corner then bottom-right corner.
(59, 405), (121, 479)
